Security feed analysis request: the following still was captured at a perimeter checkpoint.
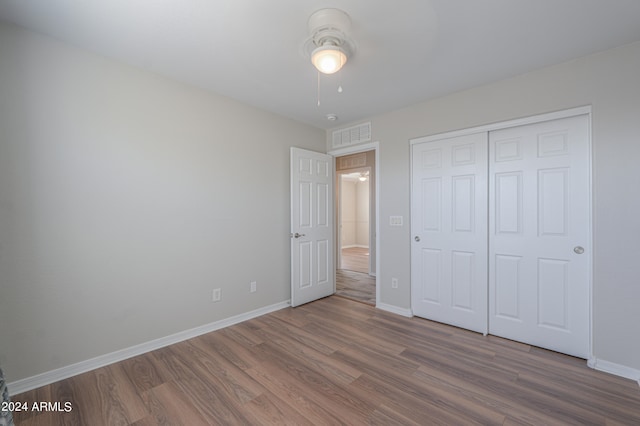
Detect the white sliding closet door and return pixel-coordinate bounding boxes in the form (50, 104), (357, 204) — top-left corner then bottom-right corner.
(488, 115), (590, 358)
(411, 133), (488, 334)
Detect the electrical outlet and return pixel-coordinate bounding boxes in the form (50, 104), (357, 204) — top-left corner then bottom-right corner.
(212, 288), (221, 302)
(250, 281), (257, 293)
(391, 278), (398, 289)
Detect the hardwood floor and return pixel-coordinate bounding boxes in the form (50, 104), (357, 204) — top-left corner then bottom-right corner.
(336, 269), (375, 305)
(11, 296), (640, 425)
(337, 247), (376, 305)
(340, 247), (369, 274)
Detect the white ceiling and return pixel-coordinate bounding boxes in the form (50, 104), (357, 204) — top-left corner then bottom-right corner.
(2, 0), (640, 129)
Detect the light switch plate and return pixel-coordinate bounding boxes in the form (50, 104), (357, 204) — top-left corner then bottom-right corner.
(389, 216), (403, 226)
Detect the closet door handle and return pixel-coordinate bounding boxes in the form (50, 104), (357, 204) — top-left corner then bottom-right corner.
(573, 246), (584, 254)
(414, 236), (421, 242)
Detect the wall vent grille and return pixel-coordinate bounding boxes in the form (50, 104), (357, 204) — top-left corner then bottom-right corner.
(332, 122), (371, 148)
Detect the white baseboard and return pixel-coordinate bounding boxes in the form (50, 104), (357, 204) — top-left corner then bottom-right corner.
(376, 302), (413, 318)
(588, 357), (640, 386)
(341, 245), (369, 249)
(17, 299), (638, 396)
(8, 300), (290, 396)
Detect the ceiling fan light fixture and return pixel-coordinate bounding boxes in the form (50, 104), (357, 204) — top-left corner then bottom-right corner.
(304, 8), (355, 75)
(311, 45), (347, 74)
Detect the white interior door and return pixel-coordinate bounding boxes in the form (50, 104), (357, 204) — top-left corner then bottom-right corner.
(290, 147), (334, 307)
(489, 114), (590, 358)
(411, 133), (488, 334)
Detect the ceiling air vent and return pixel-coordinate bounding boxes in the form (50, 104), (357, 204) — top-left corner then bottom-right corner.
(332, 122), (371, 148)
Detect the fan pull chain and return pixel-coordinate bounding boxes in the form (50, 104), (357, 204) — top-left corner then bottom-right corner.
(338, 54), (343, 93)
(317, 71), (321, 107)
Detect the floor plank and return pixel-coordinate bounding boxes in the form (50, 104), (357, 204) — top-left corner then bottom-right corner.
(340, 247), (370, 274)
(336, 247), (376, 305)
(335, 269), (375, 305)
(11, 296), (640, 425)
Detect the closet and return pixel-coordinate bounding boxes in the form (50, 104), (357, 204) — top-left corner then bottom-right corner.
(410, 110), (591, 358)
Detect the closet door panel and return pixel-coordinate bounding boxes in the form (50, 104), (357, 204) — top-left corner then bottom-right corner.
(411, 133), (488, 334)
(488, 114), (590, 358)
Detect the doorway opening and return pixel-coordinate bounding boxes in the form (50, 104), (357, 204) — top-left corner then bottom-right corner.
(335, 150), (376, 305)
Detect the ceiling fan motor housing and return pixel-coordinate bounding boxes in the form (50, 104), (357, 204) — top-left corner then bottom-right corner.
(306, 8), (355, 58)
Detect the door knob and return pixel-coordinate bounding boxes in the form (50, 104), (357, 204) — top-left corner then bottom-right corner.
(292, 232), (306, 239)
(414, 236), (420, 242)
(573, 246), (584, 254)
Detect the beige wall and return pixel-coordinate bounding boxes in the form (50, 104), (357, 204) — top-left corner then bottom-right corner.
(0, 23), (325, 383)
(340, 179), (357, 247)
(329, 41), (640, 373)
(340, 179), (369, 249)
(355, 180), (370, 248)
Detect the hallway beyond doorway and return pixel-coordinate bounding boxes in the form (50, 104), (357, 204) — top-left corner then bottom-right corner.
(337, 247), (374, 305)
(340, 247), (369, 274)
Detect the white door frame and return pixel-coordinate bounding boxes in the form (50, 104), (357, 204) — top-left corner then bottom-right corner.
(409, 105), (593, 360)
(329, 142), (380, 306)
(413, 106), (592, 143)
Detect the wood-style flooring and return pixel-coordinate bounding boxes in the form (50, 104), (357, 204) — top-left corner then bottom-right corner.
(336, 269), (376, 305)
(337, 247), (376, 305)
(340, 247), (369, 274)
(11, 296), (640, 425)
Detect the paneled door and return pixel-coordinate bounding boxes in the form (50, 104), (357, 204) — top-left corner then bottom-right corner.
(411, 133), (488, 334)
(290, 147), (334, 307)
(489, 114), (590, 358)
